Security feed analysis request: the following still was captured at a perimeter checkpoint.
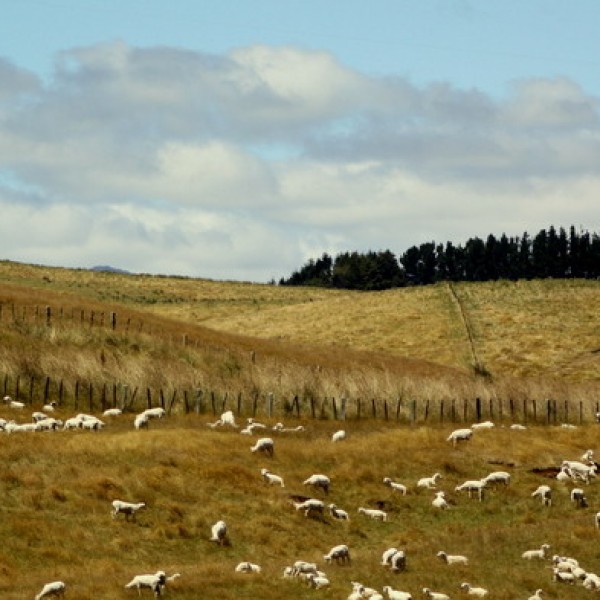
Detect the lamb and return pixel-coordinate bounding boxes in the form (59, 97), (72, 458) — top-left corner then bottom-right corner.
(324, 543), (351, 565)
(384, 477), (408, 495)
(235, 561), (262, 573)
(306, 573), (330, 589)
(460, 583), (488, 597)
(294, 498), (325, 518)
(358, 507), (387, 521)
(432, 491), (449, 509)
(332, 429), (346, 442)
(63, 416), (84, 430)
(209, 520), (228, 545)
(125, 571), (166, 596)
(35, 581), (66, 600)
(521, 544), (550, 560)
(531, 485), (552, 506)
(422, 588), (450, 600)
(417, 473), (442, 489)
(383, 585), (412, 600)
(260, 468), (285, 487)
(134, 413), (149, 430)
(303, 473), (330, 494)
(437, 551), (468, 566)
(446, 428), (473, 446)
(454, 479), (486, 501)
(350, 581), (379, 599)
(570, 487), (588, 508)
(482, 471), (511, 486)
(35, 417), (63, 431)
(250, 437), (274, 456)
(329, 503), (350, 520)
(112, 499), (146, 521)
(583, 574), (600, 590)
(272, 422), (305, 433)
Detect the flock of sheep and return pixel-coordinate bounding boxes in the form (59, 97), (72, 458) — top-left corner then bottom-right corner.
(4, 397), (600, 599)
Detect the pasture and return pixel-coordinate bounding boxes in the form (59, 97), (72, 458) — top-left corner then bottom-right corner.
(1, 409), (599, 600)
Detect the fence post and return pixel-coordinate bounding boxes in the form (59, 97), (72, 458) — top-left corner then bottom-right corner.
(195, 389), (204, 414)
(340, 397), (347, 421)
(44, 376), (50, 404)
(384, 399), (389, 421)
(268, 392), (274, 418)
(29, 376), (35, 405)
(371, 398), (377, 419)
(395, 397), (402, 421)
(310, 398), (316, 419)
(74, 380), (80, 410)
(440, 399), (444, 423)
(332, 397), (338, 420)
(88, 382), (93, 412)
(111, 312), (117, 330)
(475, 397), (481, 422)
(46, 306), (51, 327)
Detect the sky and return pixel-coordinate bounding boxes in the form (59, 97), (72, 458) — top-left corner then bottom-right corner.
(0, 1), (599, 283)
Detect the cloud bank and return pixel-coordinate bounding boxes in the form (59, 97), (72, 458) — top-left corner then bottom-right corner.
(0, 43), (598, 282)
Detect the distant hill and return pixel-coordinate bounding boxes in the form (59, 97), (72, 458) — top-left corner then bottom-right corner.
(90, 265), (131, 274)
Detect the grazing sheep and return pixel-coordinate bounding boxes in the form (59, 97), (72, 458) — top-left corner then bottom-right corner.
(555, 467), (571, 482)
(32, 411), (49, 423)
(324, 543), (351, 565)
(471, 421), (495, 430)
(482, 471), (511, 486)
(294, 498), (325, 518)
(570, 487), (588, 507)
(250, 437), (274, 457)
(81, 417), (104, 431)
(272, 422), (305, 433)
(583, 574), (600, 590)
(329, 503), (350, 520)
(35, 581), (66, 600)
(454, 480), (486, 501)
(460, 583), (488, 597)
(306, 573), (330, 589)
(381, 547), (400, 566)
(235, 562), (261, 573)
(358, 507), (387, 521)
(143, 407), (166, 419)
(446, 428), (473, 446)
(552, 568), (576, 584)
(291, 560), (319, 577)
(209, 520), (228, 545)
(418, 473), (442, 489)
(332, 429), (346, 442)
(561, 460), (597, 484)
(510, 423), (527, 430)
(260, 468), (285, 487)
(42, 401), (57, 412)
(383, 585), (412, 600)
(34, 417), (63, 431)
(303, 473), (330, 494)
(437, 551), (468, 566)
(134, 413), (149, 430)
(531, 485), (552, 506)
(423, 588), (450, 600)
(112, 500), (146, 521)
(522, 544), (550, 560)
(125, 571), (166, 596)
(3, 395), (24, 409)
(432, 491), (450, 509)
(527, 590), (543, 600)
(384, 477), (408, 495)
(103, 408), (123, 417)
(389, 550), (407, 572)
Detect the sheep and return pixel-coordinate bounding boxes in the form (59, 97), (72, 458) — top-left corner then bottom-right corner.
(103, 408), (123, 417)
(522, 544), (550, 560)
(471, 421), (495, 430)
(32, 411), (49, 422)
(324, 543), (351, 565)
(384, 477), (408, 495)
(482, 471), (511, 486)
(555, 467), (571, 482)
(260, 468), (285, 487)
(209, 520), (228, 545)
(561, 460), (597, 484)
(42, 401), (57, 412)
(294, 498), (325, 518)
(63, 416), (84, 430)
(81, 417), (104, 431)
(459, 583), (488, 597)
(143, 407), (166, 419)
(358, 507), (387, 521)
(329, 503), (350, 520)
(437, 551), (468, 566)
(383, 585), (412, 600)
(134, 413), (149, 430)
(570, 487), (588, 507)
(381, 547), (400, 566)
(112, 499), (146, 521)
(291, 560), (319, 577)
(3, 395), (24, 409)
(417, 473), (442, 489)
(432, 491), (449, 509)
(583, 573), (600, 590)
(250, 437), (274, 457)
(527, 589), (543, 600)
(35, 581), (66, 600)
(303, 473), (330, 494)
(454, 479), (486, 501)
(510, 423), (527, 430)
(235, 561), (262, 573)
(332, 429), (347, 442)
(552, 567), (576, 584)
(422, 588), (450, 600)
(272, 422), (305, 433)
(350, 581), (379, 599)
(306, 573), (330, 589)
(446, 428), (473, 446)
(581, 449), (594, 464)
(125, 571), (166, 596)
(595, 511), (600, 528)
(531, 485), (552, 506)
(389, 550), (407, 572)
(219, 410), (238, 428)
(34, 417), (63, 431)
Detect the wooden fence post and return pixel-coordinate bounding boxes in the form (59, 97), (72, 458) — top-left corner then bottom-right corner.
(395, 397), (402, 421)
(111, 312), (116, 330)
(268, 392), (274, 418)
(371, 398), (377, 418)
(195, 389), (204, 414)
(310, 398), (316, 419)
(384, 399), (389, 421)
(88, 382), (93, 412)
(44, 376), (50, 404)
(340, 397), (347, 421)
(74, 380), (80, 410)
(237, 392), (242, 416)
(475, 397), (481, 422)
(46, 306), (51, 327)
(332, 397), (338, 420)
(29, 375), (35, 405)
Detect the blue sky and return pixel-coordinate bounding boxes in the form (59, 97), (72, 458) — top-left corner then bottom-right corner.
(0, 1), (599, 281)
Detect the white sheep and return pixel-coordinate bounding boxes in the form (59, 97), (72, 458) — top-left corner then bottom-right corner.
(358, 507), (387, 521)
(220, 410), (238, 427)
(446, 428), (473, 446)
(332, 429), (347, 442)
(112, 499), (146, 521)
(471, 421), (495, 430)
(209, 520), (228, 545)
(250, 437), (274, 457)
(35, 581), (66, 600)
(235, 561), (262, 573)
(81, 417), (104, 431)
(143, 407), (166, 419)
(124, 571), (166, 596)
(272, 422), (305, 433)
(291, 560), (318, 577)
(42, 401), (57, 412)
(583, 574), (600, 590)
(32, 411), (49, 422)
(423, 588), (450, 600)
(482, 471), (511, 486)
(417, 473), (442, 489)
(460, 583), (488, 597)
(521, 544), (550, 560)
(306, 573), (330, 589)
(581, 449), (594, 463)
(324, 543), (351, 565)
(381, 547), (399, 566)
(3, 395), (24, 409)
(134, 413), (150, 430)
(103, 408), (123, 417)
(383, 585), (412, 600)
(562, 460), (597, 484)
(531, 485), (552, 506)
(570, 487), (588, 507)
(384, 477), (408, 495)
(260, 468), (284, 487)
(555, 467), (571, 482)
(454, 479), (486, 501)
(63, 416), (84, 430)
(432, 491), (449, 509)
(552, 568), (576, 584)
(510, 423), (527, 430)
(437, 551), (468, 566)
(329, 503), (350, 520)
(527, 589), (543, 600)
(389, 550), (407, 572)
(35, 417), (63, 431)
(303, 473), (330, 494)
(294, 498), (325, 518)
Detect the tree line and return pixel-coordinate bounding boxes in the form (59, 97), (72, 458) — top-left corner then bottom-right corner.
(279, 226), (600, 290)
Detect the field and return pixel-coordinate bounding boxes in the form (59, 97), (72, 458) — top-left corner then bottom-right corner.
(1, 261), (600, 598)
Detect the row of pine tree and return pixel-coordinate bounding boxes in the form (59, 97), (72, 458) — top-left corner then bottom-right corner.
(279, 226), (600, 290)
